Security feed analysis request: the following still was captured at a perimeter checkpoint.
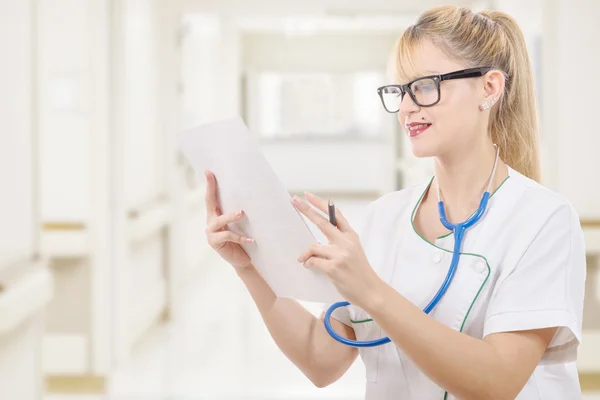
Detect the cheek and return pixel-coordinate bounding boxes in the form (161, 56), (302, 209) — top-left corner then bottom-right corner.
(429, 108), (462, 140)
(438, 85), (478, 123)
(436, 101), (478, 139)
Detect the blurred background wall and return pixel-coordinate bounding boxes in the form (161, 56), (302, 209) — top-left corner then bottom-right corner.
(0, 0), (599, 399)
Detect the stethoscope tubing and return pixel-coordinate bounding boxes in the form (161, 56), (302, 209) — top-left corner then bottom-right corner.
(324, 191), (491, 348)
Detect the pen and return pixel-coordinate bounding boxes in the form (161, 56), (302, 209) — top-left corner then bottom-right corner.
(328, 196), (337, 227)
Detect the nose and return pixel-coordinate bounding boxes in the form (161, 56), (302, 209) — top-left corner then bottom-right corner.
(398, 92), (420, 118)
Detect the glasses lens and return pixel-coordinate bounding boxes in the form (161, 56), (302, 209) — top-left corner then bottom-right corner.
(380, 86), (403, 113)
(410, 78), (439, 106)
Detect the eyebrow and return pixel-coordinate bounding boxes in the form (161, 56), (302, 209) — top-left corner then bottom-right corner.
(405, 70), (440, 81)
(398, 69), (440, 84)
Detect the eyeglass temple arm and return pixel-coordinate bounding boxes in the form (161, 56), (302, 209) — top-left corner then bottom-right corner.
(440, 67), (492, 81)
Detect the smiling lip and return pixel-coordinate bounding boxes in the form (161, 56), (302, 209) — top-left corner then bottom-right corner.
(406, 122), (432, 138)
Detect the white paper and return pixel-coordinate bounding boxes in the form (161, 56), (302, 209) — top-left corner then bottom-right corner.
(178, 117), (344, 303)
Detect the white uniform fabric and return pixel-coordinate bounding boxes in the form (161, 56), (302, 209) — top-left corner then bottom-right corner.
(326, 166), (586, 400)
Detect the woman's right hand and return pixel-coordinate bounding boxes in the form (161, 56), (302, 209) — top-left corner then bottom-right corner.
(204, 170), (255, 270)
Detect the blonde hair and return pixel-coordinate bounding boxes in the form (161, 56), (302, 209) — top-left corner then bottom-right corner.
(394, 6), (541, 182)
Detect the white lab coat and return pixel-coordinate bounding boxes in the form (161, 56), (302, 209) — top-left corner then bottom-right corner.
(326, 166), (586, 399)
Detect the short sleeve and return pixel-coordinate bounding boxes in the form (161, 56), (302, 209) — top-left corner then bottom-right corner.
(482, 203), (587, 364)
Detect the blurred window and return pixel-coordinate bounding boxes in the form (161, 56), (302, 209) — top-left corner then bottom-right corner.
(251, 71), (387, 139)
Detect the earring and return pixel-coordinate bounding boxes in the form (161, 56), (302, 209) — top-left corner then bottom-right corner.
(480, 97), (497, 111)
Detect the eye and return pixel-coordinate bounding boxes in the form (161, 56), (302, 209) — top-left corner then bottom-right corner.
(412, 78), (436, 93)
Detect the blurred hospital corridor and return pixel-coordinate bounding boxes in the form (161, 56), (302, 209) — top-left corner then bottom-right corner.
(48, 200), (372, 400)
(2, 0), (600, 398)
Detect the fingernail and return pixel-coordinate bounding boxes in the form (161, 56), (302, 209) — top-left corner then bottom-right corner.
(245, 238), (254, 244)
(304, 191), (312, 198)
(237, 210), (244, 216)
(293, 198), (306, 208)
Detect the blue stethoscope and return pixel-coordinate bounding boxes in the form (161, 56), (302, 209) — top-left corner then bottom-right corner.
(324, 145), (500, 347)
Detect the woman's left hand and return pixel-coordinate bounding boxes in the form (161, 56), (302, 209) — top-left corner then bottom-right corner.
(292, 192), (384, 309)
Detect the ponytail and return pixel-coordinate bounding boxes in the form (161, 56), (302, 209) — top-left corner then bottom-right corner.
(479, 11), (542, 182)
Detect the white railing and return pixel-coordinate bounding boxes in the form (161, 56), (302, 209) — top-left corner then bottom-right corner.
(0, 257), (53, 335)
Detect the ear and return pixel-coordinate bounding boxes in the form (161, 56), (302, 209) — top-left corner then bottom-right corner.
(480, 70), (505, 111)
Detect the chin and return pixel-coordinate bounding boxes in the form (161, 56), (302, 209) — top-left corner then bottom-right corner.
(409, 140), (439, 158)
(405, 125), (444, 158)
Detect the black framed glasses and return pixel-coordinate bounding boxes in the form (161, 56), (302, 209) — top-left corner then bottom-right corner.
(376, 67), (493, 113)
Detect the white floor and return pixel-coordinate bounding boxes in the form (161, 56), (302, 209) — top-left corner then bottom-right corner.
(44, 255), (367, 400)
(115, 261), (366, 400)
(46, 198), (371, 400)
(44, 198), (600, 400)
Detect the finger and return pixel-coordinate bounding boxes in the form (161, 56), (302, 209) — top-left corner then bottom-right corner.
(303, 256), (332, 276)
(207, 230), (255, 248)
(206, 210), (246, 233)
(292, 196), (340, 241)
(297, 242), (336, 263)
(304, 192), (352, 233)
(204, 170), (221, 220)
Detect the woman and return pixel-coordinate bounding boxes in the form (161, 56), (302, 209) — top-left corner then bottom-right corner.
(203, 5), (586, 400)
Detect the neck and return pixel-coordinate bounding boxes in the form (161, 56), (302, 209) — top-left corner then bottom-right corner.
(433, 139), (507, 217)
